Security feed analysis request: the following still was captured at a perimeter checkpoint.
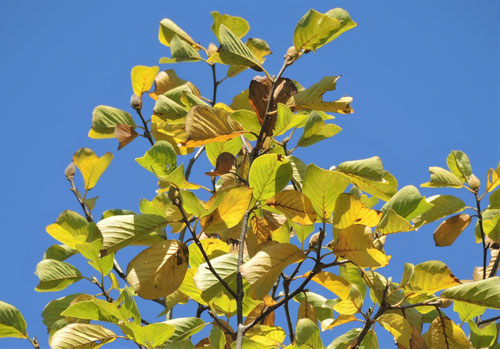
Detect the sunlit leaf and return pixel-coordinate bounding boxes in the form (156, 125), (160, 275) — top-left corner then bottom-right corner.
(295, 319), (323, 348)
(121, 322), (175, 348)
(193, 253), (238, 301)
(433, 214), (472, 247)
(89, 105), (135, 139)
(381, 185), (433, 221)
(468, 320), (497, 348)
(115, 124), (138, 150)
(61, 297), (125, 323)
(446, 150), (472, 182)
(160, 34), (203, 63)
(227, 38), (272, 78)
(206, 136), (243, 167)
(339, 263), (367, 300)
(218, 25), (262, 69)
(35, 259), (82, 292)
(427, 315), (469, 349)
(294, 10), (341, 52)
(43, 244), (77, 262)
(332, 284), (363, 315)
(376, 208), (413, 235)
(359, 329), (378, 349)
(46, 211), (94, 249)
(73, 148), (113, 191)
(249, 154), (292, 201)
(297, 111), (341, 147)
(453, 301), (485, 322)
(294, 292), (333, 324)
(486, 162), (500, 193)
(333, 193), (382, 229)
(163, 317), (207, 342)
(413, 195), (466, 228)
(158, 18), (198, 49)
(307, 271), (351, 300)
(153, 95), (187, 122)
(136, 141), (177, 178)
(211, 11), (249, 40)
(266, 190), (317, 225)
(377, 313), (411, 348)
(327, 328), (362, 349)
(131, 65), (159, 97)
(406, 261), (461, 296)
(441, 277), (500, 309)
(50, 323), (117, 349)
(421, 167), (463, 188)
(246, 325), (286, 346)
(0, 301), (27, 338)
(149, 70), (194, 100)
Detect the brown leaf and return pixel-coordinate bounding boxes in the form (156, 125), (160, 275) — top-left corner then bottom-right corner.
(297, 298), (318, 325)
(433, 214), (472, 247)
(244, 296), (275, 326)
(114, 124), (138, 150)
(205, 152), (236, 176)
(397, 326), (428, 349)
(473, 248), (500, 280)
(251, 215), (273, 244)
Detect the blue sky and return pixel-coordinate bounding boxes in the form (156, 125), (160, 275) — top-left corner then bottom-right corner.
(0, 0), (498, 348)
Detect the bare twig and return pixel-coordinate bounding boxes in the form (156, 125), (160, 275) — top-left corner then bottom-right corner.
(135, 108), (154, 146)
(185, 146), (206, 182)
(474, 192), (488, 279)
(283, 278), (295, 343)
(478, 315), (500, 326)
(67, 177), (93, 222)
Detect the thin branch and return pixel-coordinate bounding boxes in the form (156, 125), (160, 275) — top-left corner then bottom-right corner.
(185, 146), (206, 182)
(27, 336), (40, 349)
(283, 279), (295, 343)
(474, 192), (488, 279)
(489, 249), (500, 278)
(67, 177), (93, 222)
(135, 108), (154, 146)
(478, 315), (500, 326)
(207, 309), (236, 337)
(210, 64), (218, 107)
(236, 211), (251, 329)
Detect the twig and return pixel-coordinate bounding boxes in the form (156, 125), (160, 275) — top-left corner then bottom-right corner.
(474, 192), (488, 279)
(283, 278), (295, 343)
(185, 146), (206, 181)
(67, 177), (93, 222)
(210, 64), (219, 107)
(27, 336), (40, 349)
(489, 250), (500, 278)
(207, 309), (235, 337)
(478, 315), (500, 326)
(235, 211), (251, 338)
(135, 108), (154, 146)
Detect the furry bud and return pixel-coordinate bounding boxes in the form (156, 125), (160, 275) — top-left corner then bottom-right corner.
(468, 174), (480, 191)
(130, 94), (142, 110)
(65, 162), (76, 181)
(207, 43), (218, 57)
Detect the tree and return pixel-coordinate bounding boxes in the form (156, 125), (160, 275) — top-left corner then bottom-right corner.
(1, 7), (499, 349)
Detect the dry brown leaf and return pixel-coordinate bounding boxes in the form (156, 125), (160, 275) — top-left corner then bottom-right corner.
(114, 124), (138, 150)
(433, 214), (472, 247)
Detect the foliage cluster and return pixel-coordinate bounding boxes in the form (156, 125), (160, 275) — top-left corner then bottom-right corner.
(1, 7), (500, 349)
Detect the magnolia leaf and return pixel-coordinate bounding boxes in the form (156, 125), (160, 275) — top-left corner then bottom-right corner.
(73, 148), (113, 191)
(294, 292), (333, 324)
(50, 323), (117, 349)
(377, 208), (413, 235)
(211, 11), (249, 40)
(381, 185), (433, 221)
(149, 70), (194, 100)
(114, 124), (138, 150)
(245, 325), (286, 346)
(89, 105), (135, 139)
(131, 65), (159, 96)
(61, 298), (125, 323)
(0, 301), (28, 338)
(274, 104), (308, 137)
(41, 294), (86, 334)
(249, 154), (293, 201)
(433, 214), (472, 247)
(400, 263), (414, 289)
(182, 105), (244, 147)
(407, 261), (461, 295)
(293, 9), (341, 52)
(297, 111), (341, 147)
(218, 24), (262, 69)
(43, 244), (77, 261)
(303, 164), (350, 220)
(441, 277), (500, 309)
(297, 298), (318, 324)
(153, 95), (187, 122)
(230, 89), (253, 111)
(98, 214), (168, 255)
(117, 287), (141, 325)
(135, 141), (177, 178)
(468, 320), (497, 348)
(421, 166), (463, 188)
(209, 325), (227, 349)
(35, 259), (82, 292)
(327, 328), (362, 349)
(163, 317), (207, 342)
(295, 319), (323, 348)
(126, 240), (188, 299)
(427, 315), (469, 349)
(158, 18), (198, 48)
(189, 239), (229, 270)
(332, 193), (382, 229)
(377, 313), (411, 348)
(227, 38), (272, 78)
(205, 152), (235, 176)
(332, 284), (363, 315)
(120, 322), (175, 348)
(486, 162), (500, 193)
(193, 253), (238, 301)
(76, 239), (114, 276)
(160, 34), (203, 63)
(206, 136), (243, 167)
(359, 330), (379, 349)
(140, 193), (171, 217)
(46, 211), (94, 249)
(265, 190), (317, 225)
(307, 271), (351, 299)
(446, 150), (472, 182)
(331, 225), (390, 268)
(322, 314), (357, 331)
(241, 243), (305, 299)
(453, 301), (485, 322)
(413, 195), (466, 228)
(339, 263), (367, 300)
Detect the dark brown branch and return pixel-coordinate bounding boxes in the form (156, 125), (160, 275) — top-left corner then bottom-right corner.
(135, 108), (154, 146)
(185, 145), (206, 181)
(474, 192), (488, 279)
(283, 278), (295, 343)
(489, 249), (500, 278)
(210, 64), (219, 107)
(478, 315), (500, 326)
(67, 177), (93, 222)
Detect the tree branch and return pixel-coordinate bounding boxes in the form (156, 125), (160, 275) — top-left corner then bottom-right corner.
(478, 315), (500, 326)
(135, 108), (154, 146)
(474, 192), (488, 279)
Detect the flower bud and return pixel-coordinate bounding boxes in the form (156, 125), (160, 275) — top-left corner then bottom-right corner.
(168, 186), (181, 203)
(285, 46), (298, 65)
(64, 162), (76, 181)
(468, 173), (480, 191)
(207, 43), (218, 57)
(130, 94), (142, 110)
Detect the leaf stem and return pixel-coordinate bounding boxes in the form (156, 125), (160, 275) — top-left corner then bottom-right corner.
(26, 336), (40, 349)
(67, 177), (93, 222)
(474, 192), (488, 279)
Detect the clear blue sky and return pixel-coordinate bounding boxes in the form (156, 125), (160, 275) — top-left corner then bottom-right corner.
(0, 0), (498, 348)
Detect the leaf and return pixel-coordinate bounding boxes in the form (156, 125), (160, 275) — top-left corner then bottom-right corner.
(218, 25), (262, 69)
(158, 18), (198, 48)
(406, 261), (461, 295)
(72, 148), (113, 191)
(468, 320), (497, 348)
(413, 195), (466, 228)
(211, 11), (249, 40)
(441, 277), (500, 309)
(294, 292), (333, 324)
(76, 239), (114, 276)
(376, 208), (413, 235)
(427, 315), (469, 349)
(377, 313), (411, 348)
(230, 89), (253, 111)
(160, 34), (203, 63)
(295, 319), (323, 348)
(241, 243), (306, 299)
(189, 239), (229, 269)
(327, 328), (362, 349)
(333, 284), (363, 315)
(308, 271), (351, 299)
(117, 287), (141, 325)
(205, 152), (236, 176)
(131, 65), (159, 96)
(274, 104), (308, 137)
(249, 154), (293, 201)
(136, 141), (177, 178)
(487, 162), (500, 193)
(322, 314), (357, 331)
(50, 323), (117, 349)
(381, 185), (433, 221)
(340, 263), (367, 300)
(227, 38), (272, 78)
(35, 259), (82, 292)
(41, 294), (85, 334)
(303, 164), (350, 220)
(297, 111), (341, 147)
(114, 124), (138, 150)
(433, 214), (472, 247)
(446, 150), (472, 182)
(182, 105), (244, 147)
(453, 301), (485, 322)
(98, 214), (168, 255)
(293, 9), (342, 52)
(421, 167), (463, 188)
(149, 70), (193, 100)
(360, 330), (379, 349)
(206, 136), (243, 167)
(0, 301), (27, 338)
(43, 244), (77, 261)
(331, 225), (390, 268)
(153, 94), (187, 123)
(266, 190), (317, 225)
(332, 193), (382, 229)
(210, 325), (227, 349)
(200, 186), (253, 234)
(163, 317), (207, 341)
(89, 105), (135, 139)
(193, 253), (238, 301)
(246, 325), (286, 346)
(61, 298), (125, 323)
(126, 240), (188, 299)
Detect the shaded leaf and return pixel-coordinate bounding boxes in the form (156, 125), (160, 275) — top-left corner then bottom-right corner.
(295, 319), (323, 348)
(446, 150), (472, 182)
(50, 323), (117, 349)
(468, 320), (497, 348)
(206, 136), (243, 167)
(160, 34), (203, 63)
(218, 25), (262, 69)
(413, 195), (466, 228)
(205, 152), (236, 176)
(35, 259), (82, 292)
(327, 328), (362, 349)
(381, 185), (433, 221)
(0, 301), (27, 338)
(158, 18), (198, 48)
(89, 105), (135, 139)
(441, 277), (500, 309)
(163, 317), (207, 342)
(43, 244), (77, 262)
(114, 124), (138, 150)
(433, 214), (472, 247)
(193, 253), (238, 301)
(421, 167), (463, 188)
(135, 141), (177, 178)
(487, 162), (500, 193)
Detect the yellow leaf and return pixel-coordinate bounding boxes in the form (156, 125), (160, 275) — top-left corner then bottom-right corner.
(306, 271), (351, 299)
(72, 148), (113, 191)
(245, 325), (285, 346)
(332, 285), (363, 315)
(407, 261), (461, 296)
(377, 313), (412, 348)
(428, 315), (470, 349)
(266, 190), (317, 225)
(241, 243), (305, 299)
(322, 314), (357, 331)
(178, 269), (207, 306)
(131, 66), (160, 97)
(331, 225), (390, 268)
(332, 193), (382, 229)
(487, 162), (500, 192)
(377, 208), (413, 235)
(433, 214), (472, 247)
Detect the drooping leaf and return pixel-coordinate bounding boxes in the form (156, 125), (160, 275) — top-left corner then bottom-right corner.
(135, 141), (177, 178)
(158, 18), (198, 49)
(421, 167), (463, 188)
(468, 320), (497, 348)
(446, 150), (472, 182)
(453, 301), (485, 322)
(149, 70), (193, 100)
(35, 259), (82, 292)
(218, 25), (262, 69)
(89, 105), (135, 139)
(293, 10), (341, 52)
(265, 190), (317, 225)
(153, 95), (188, 122)
(241, 243), (306, 299)
(211, 11), (249, 40)
(295, 319), (323, 348)
(43, 244), (77, 262)
(60, 298), (125, 323)
(406, 261), (461, 296)
(381, 185), (433, 221)
(297, 111), (341, 147)
(72, 148), (113, 191)
(377, 313), (411, 348)
(131, 65), (159, 96)
(427, 315), (469, 349)
(249, 154), (293, 201)
(160, 34), (203, 63)
(115, 124), (139, 150)
(126, 240), (188, 299)
(413, 195), (466, 228)
(441, 277), (500, 309)
(0, 301), (27, 338)
(303, 164), (350, 220)
(308, 271), (351, 300)
(163, 317), (207, 342)
(50, 323), (117, 349)
(376, 208), (413, 235)
(193, 253), (238, 301)
(227, 38), (272, 78)
(433, 214), (472, 247)
(332, 193), (382, 229)
(486, 162), (500, 193)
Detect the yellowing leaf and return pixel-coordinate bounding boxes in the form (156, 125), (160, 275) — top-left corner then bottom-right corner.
(407, 261), (461, 296)
(332, 193), (382, 229)
(332, 285), (363, 315)
(131, 65), (159, 97)
(126, 240), (188, 299)
(211, 11), (249, 40)
(241, 243), (305, 299)
(487, 162), (500, 193)
(427, 315), (469, 349)
(447, 150), (472, 183)
(245, 325), (286, 346)
(89, 105), (135, 139)
(249, 154), (293, 202)
(306, 271), (351, 299)
(72, 148), (113, 191)
(266, 190), (317, 225)
(331, 225), (390, 268)
(377, 313), (411, 348)
(293, 10), (341, 52)
(376, 208), (413, 235)
(297, 111), (342, 147)
(158, 18), (198, 49)
(50, 323), (117, 349)
(135, 141), (177, 178)
(433, 214), (472, 247)
(46, 210), (93, 249)
(421, 166), (463, 188)
(0, 301), (28, 338)
(322, 314), (357, 331)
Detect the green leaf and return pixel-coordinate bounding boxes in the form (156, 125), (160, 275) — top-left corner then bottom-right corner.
(226, 38), (271, 78)
(400, 263), (414, 288)
(476, 208), (500, 242)
(160, 34), (203, 63)
(469, 320), (497, 348)
(98, 214), (168, 255)
(447, 150), (472, 182)
(381, 185), (433, 221)
(249, 154), (293, 201)
(303, 164), (350, 220)
(50, 323), (117, 349)
(35, 259), (82, 292)
(89, 105), (135, 139)
(194, 253), (238, 301)
(41, 294), (86, 334)
(230, 89), (253, 111)
(294, 9), (341, 52)
(413, 195), (466, 228)
(441, 277), (500, 309)
(421, 166), (463, 188)
(377, 313), (411, 348)
(139, 193), (171, 217)
(324, 8), (358, 43)
(274, 104), (308, 137)
(76, 239), (114, 276)
(229, 110), (261, 139)
(153, 95), (188, 122)
(359, 330), (378, 349)
(288, 156), (307, 191)
(73, 148), (113, 191)
(218, 25), (262, 69)
(210, 325), (226, 349)
(43, 244), (77, 261)
(297, 111), (341, 147)
(211, 11), (249, 40)
(337, 156), (383, 181)
(295, 319), (323, 348)
(136, 141), (177, 178)
(376, 208), (413, 235)
(327, 328), (362, 349)
(294, 292), (333, 323)
(163, 341), (196, 349)
(490, 189), (500, 209)
(206, 136), (243, 167)
(0, 301), (27, 338)
(120, 322), (175, 347)
(117, 287), (141, 325)
(158, 18), (198, 48)
(339, 263), (367, 300)
(61, 298), (124, 323)
(453, 301), (485, 322)
(163, 317), (207, 342)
